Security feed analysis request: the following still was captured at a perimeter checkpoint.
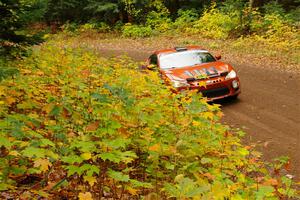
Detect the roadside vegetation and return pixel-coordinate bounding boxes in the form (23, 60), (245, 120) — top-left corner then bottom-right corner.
(0, 38), (298, 199)
(1, 0), (300, 199)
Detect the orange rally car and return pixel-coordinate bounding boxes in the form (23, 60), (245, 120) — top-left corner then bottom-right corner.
(146, 46), (241, 101)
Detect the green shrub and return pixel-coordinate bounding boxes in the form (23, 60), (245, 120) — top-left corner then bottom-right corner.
(146, 11), (172, 33)
(173, 9), (199, 32)
(61, 22), (79, 34)
(192, 4), (239, 39)
(79, 22), (110, 33)
(114, 20), (125, 31)
(263, 1), (286, 17)
(249, 13), (299, 50)
(122, 23), (153, 38)
(0, 59), (19, 82)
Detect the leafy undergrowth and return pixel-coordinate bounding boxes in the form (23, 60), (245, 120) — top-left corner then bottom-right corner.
(0, 40), (299, 199)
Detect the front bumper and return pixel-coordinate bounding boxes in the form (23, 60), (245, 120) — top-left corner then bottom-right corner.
(177, 77), (241, 101)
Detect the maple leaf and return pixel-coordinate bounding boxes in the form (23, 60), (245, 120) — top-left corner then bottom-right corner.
(34, 158), (52, 172)
(81, 152), (92, 160)
(127, 186), (138, 195)
(149, 143), (160, 152)
(86, 121), (100, 131)
(78, 192), (93, 200)
(5, 96), (16, 105)
(84, 175), (97, 187)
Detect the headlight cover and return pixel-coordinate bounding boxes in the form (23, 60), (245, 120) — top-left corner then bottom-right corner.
(225, 70), (237, 80)
(172, 80), (190, 88)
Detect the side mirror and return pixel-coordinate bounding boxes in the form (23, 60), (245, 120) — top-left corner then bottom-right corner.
(215, 55), (222, 60)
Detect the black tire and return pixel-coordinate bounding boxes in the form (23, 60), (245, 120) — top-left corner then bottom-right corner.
(230, 94), (239, 101)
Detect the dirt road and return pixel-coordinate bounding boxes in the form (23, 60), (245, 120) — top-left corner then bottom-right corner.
(97, 48), (300, 179)
(220, 62), (300, 179)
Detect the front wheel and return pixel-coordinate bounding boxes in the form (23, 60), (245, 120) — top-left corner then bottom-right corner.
(229, 94), (239, 101)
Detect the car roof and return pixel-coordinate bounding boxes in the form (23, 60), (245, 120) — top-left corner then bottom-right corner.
(153, 45), (207, 55)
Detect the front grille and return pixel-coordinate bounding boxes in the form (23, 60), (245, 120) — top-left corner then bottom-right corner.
(201, 87), (230, 98)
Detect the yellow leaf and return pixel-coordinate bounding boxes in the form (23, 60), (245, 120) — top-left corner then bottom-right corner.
(203, 112), (214, 120)
(42, 104), (54, 114)
(78, 192), (93, 200)
(174, 174), (184, 182)
(81, 152), (92, 160)
(149, 143), (160, 152)
(127, 186), (138, 195)
(19, 141), (29, 148)
(34, 158), (52, 172)
(84, 176), (97, 187)
(5, 96), (16, 105)
(36, 71), (44, 76)
(9, 151), (20, 156)
(0, 86), (6, 96)
(198, 81), (206, 87)
(216, 111), (224, 118)
(192, 120), (201, 126)
(22, 69), (32, 74)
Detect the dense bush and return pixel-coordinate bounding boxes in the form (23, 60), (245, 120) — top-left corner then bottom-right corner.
(0, 59), (19, 82)
(79, 22), (111, 33)
(173, 9), (199, 32)
(122, 23), (153, 38)
(145, 11), (172, 33)
(191, 4), (239, 39)
(0, 38), (298, 199)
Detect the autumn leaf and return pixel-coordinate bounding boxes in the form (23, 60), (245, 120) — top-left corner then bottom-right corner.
(86, 121), (100, 131)
(61, 107), (70, 119)
(127, 186), (138, 195)
(78, 192), (93, 200)
(203, 112), (214, 120)
(265, 178), (278, 186)
(34, 158), (52, 172)
(81, 152), (92, 160)
(84, 176), (97, 187)
(5, 96), (16, 105)
(192, 120), (201, 126)
(203, 173), (215, 180)
(149, 143), (160, 152)
(9, 151), (20, 156)
(42, 103), (54, 114)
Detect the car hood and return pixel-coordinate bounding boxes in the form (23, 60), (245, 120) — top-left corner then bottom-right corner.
(162, 61), (232, 81)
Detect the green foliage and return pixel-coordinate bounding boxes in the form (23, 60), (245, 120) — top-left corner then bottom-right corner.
(0, 36), (298, 199)
(83, 0), (120, 23)
(61, 22), (80, 34)
(45, 0), (84, 22)
(263, 1), (286, 17)
(240, 12), (300, 51)
(144, 0), (172, 33)
(192, 3), (239, 39)
(173, 9), (199, 32)
(0, 56), (19, 82)
(0, 0), (46, 61)
(20, 0), (48, 23)
(79, 22), (111, 33)
(122, 23), (153, 38)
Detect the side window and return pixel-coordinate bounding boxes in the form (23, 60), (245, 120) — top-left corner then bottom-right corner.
(149, 54), (158, 65)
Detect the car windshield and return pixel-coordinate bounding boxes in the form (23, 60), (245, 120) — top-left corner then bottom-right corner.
(159, 50), (216, 69)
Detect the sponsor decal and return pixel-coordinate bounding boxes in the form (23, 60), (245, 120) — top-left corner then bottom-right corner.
(184, 71), (194, 77)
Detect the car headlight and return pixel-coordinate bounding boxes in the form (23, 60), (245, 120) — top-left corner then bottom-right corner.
(225, 70), (237, 80)
(172, 80), (190, 88)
